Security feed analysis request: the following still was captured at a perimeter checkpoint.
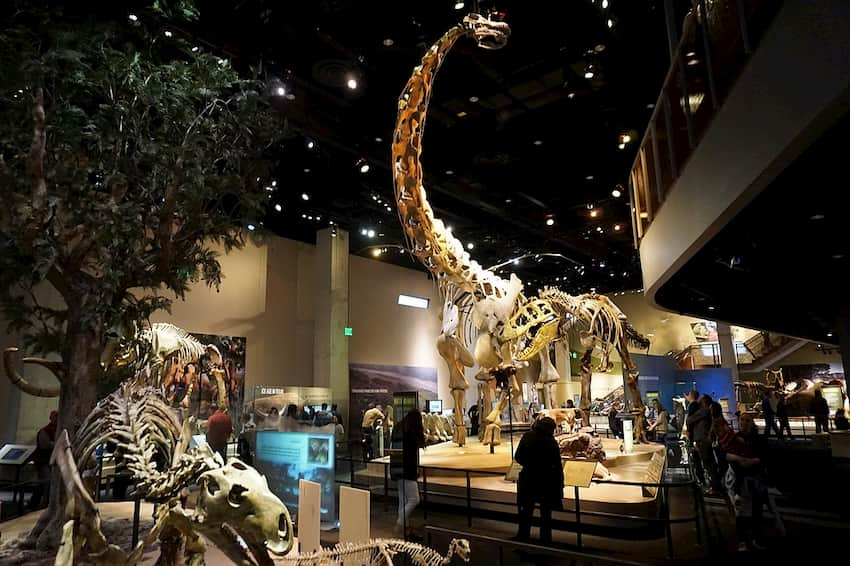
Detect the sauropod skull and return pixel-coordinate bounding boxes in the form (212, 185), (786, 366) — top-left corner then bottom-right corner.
(195, 459), (293, 565)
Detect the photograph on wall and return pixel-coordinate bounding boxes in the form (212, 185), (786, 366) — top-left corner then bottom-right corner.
(690, 321), (718, 342)
(254, 431), (337, 523)
(349, 363), (437, 438)
(161, 333), (247, 421)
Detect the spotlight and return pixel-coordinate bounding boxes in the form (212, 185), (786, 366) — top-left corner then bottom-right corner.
(513, 259), (520, 265)
(467, 242), (474, 250)
(445, 170), (454, 175)
(602, 0), (609, 8)
(621, 134), (632, 143)
(383, 38), (394, 47)
(274, 203), (282, 212)
(612, 188), (622, 198)
(827, 332), (833, 337)
(247, 224), (256, 231)
(128, 14), (138, 21)
(613, 224), (621, 231)
(274, 86), (286, 97)
(331, 226), (338, 237)
(360, 228), (368, 236)
(367, 229), (375, 238)
(272, 181), (277, 187)
(454, 1), (465, 9)
(164, 30), (173, 38)
(533, 140), (543, 146)
(372, 248), (382, 257)
(191, 46), (199, 52)
(469, 96), (479, 103)
(639, 212), (649, 219)
(568, 92), (576, 99)
(584, 71), (595, 79)
(586, 175), (594, 181)
(590, 209), (598, 218)
(546, 218), (555, 226)
(357, 159), (370, 173)
(301, 193), (309, 201)
(618, 143), (626, 150)
(586, 203), (595, 210)
(307, 140), (315, 149)
(607, 18), (614, 28)
(346, 77), (358, 90)
(708, 305), (715, 311)
(375, 137), (383, 143)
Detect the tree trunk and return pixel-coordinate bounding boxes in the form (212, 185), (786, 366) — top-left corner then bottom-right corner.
(579, 349), (593, 410)
(27, 322), (103, 550)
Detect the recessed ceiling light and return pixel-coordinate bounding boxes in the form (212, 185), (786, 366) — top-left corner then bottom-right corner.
(584, 71), (594, 79)
(568, 92), (576, 99)
(357, 158), (370, 173)
(827, 332), (833, 337)
(274, 86), (286, 97)
(612, 189), (622, 198)
(618, 143), (626, 150)
(687, 59), (699, 66)
(469, 96), (479, 103)
(454, 1), (465, 9)
(590, 210), (598, 218)
(274, 203), (282, 212)
(833, 254), (845, 259)
(457, 111), (467, 117)
(586, 175), (594, 181)
(601, 0), (609, 8)
(613, 224), (621, 231)
(467, 242), (474, 250)
(303, 214), (308, 219)
(301, 193), (309, 201)
(372, 248), (382, 257)
(164, 30), (173, 38)
(375, 136), (383, 143)
(621, 134), (632, 143)
(647, 103), (655, 109)
(383, 38), (394, 47)
(271, 180), (277, 187)
(505, 198), (512, 203)
(708, 305), (715, 311)
(686, 51), (696, 57)
(810, 213), (825, 220)
(247, 224), (255, 231)
(307, 140), (315, 149)
(360, 228), (368, 236)
(546, 218), (555, 226)
(607, 18), (614, 28)
(445, 170), (454, 175)
(347, 77), (358, 90)
(367, 229), (375, 238)
(303, 168), (311, 173)
(533, 140), (543, 146)
(594, 43), (606, 52)
(128, 14), (138, 21)
(512, 259), (520, 265)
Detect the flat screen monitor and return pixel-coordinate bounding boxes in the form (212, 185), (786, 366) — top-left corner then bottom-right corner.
(254, 431), (336, 522)
(426, 399), (442, 414)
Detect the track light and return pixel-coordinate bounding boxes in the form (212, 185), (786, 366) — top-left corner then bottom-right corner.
(347, 77), (358, 90)
(546, 218), (555, 226)
(274, 203), (282, 212)
(612, 188), (622, 198)
(357, 158), (370, 173)
(454, 1), (465, 9)
(301, 193), (309, 201)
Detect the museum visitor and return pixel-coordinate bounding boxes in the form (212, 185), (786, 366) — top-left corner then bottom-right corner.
(513, 416), (564, 544)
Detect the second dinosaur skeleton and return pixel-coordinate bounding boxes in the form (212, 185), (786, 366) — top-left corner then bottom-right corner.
(392, 12), (650, 446)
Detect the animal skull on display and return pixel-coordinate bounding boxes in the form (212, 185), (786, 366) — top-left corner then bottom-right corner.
(463, 12), (511, 50)
(195, 460), (293, 565)
(501, 298), (560, 361)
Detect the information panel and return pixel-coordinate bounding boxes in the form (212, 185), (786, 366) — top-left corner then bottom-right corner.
(255, 431), (336, 522)
(822, 385), (843, 412)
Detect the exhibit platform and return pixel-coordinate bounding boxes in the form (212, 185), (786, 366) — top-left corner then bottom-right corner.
(361, 435), (668, 525)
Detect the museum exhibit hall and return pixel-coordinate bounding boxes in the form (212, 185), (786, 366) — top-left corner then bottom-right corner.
(1, 0), (848, 564)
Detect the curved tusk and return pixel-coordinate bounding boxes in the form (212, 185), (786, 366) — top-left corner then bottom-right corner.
(3, 347), (62, 397)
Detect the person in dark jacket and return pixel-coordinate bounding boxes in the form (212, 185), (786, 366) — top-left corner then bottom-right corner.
(834, 408), (850, 431)
(607, 402), (623, 439)
(514, 416), (564, 544)
(775, 394), (792, 439)
(687, 394), (720, 494)
(811, 389), (830, 433)
(391, 409), (426, 539)
(29, 410), (58, 509)
(761, 391), (780, 439)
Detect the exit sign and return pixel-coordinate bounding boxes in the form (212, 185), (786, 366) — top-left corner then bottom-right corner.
(344, 327), (353, 336)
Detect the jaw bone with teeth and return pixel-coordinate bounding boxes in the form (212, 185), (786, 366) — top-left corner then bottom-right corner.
(501, 298), (560, 361)
(193, 460), (294, 566)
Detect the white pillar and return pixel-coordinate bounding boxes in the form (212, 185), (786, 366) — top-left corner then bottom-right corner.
(716, 322), (740, 381)
(313, 228), (350, 424)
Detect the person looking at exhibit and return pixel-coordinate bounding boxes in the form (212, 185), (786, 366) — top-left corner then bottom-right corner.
(761, 390), (781, 439)
(513, 416), (563, 544)
(391, 408), (425, 541)
(811, 388), (830, 433)
(687, 394), (721, 495)
(776, 394), (792, 439)
(723, 412), (768, 551)
(29, 410), (58, 510)
(647, 400), (669, 443)
(206, 409), (232, 463)
(607, 402), (623, 439)
(468, 404), (479, 436)
(834, 408), (850, 430)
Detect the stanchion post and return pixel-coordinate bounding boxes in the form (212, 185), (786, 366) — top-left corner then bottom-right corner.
(663, 485), (674, 559)
(131, 494), (141, 548)
(574, 485), (582, 548)
(466, 471), (472, 527)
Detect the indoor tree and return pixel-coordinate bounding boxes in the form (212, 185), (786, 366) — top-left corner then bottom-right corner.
(0, 0), (283, 548)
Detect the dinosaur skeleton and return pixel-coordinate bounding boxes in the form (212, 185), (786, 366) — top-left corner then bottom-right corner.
(391, 12), (650, 445)
(53, 382), (294, 566)
(275, 538), (470, 566)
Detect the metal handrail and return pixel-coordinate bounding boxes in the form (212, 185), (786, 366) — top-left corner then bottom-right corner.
(425, 525), (646, 566)
(335, 451), (703, 560)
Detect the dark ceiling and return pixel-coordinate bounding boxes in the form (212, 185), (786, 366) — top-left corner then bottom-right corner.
(184, 0), (675, 293)
(655, 107), (850, 344)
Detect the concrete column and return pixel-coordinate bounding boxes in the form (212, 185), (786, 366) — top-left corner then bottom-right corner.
(716, 321), (740, 381)
(838, 305), (850, 397)
(313, 227), (350, 426)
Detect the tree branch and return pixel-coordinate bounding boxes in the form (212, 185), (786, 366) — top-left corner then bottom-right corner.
(156, 158), (183, 275)
(29, 88), (47, 214)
